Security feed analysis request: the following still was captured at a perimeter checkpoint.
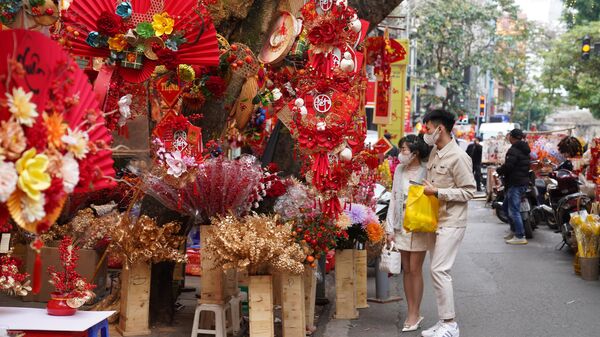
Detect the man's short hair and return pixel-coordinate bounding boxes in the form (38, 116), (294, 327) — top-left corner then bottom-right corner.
(423, 109), (456, 134)
(509, 128), (524, 140)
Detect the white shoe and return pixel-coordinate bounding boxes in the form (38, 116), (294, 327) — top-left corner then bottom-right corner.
(402, 316), (424, 332)
(421, 320), (443, 337)
(432, 322), (459, 337)
(505, 236), (528, 245)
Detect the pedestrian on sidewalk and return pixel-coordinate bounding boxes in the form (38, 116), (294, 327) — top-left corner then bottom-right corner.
(420, 109), (476, 337)
(466, 137), (483, 192)
(385, 134), (433, 332)
(496, 129), (531, 245)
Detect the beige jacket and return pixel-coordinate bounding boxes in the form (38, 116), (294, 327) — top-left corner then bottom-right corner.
(427, 139), (476, 228)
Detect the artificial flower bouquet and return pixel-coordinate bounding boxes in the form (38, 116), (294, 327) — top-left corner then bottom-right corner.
(336, 203), (385, 250)
(571, 213), (600, 258)
(0, 59), (111, 234)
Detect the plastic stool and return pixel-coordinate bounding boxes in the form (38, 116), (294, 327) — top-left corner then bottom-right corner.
(190, 302), (232, 337)
(87, 319), (109, 337)
(228, 293), (242, 334)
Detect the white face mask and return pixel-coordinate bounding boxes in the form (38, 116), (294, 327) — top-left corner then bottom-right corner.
(424, 127), (441, 146)
(398, 153), (414, 166)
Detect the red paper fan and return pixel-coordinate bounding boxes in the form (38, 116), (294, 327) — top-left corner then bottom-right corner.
(61, 0), (219, 83)
(0, 30), (115, 194)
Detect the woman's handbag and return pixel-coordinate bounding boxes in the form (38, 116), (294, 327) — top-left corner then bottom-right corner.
(379, 242), (401, 274)
(403, 184), (439, 233)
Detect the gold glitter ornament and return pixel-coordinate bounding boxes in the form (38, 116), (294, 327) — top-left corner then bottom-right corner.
(205, 214), (305, 275)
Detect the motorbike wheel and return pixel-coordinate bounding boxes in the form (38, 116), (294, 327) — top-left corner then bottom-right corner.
(495, 207), (510, 223)
(523, 214), (534, 239)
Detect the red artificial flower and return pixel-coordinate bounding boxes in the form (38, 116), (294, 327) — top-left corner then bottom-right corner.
(96, 11), (123, 37)
(24, 116), (48, 152)
(298, 131), (317, 149)
(266, 179), (287, 198)
(307, 22), (337, 46)
(266, 162), (279, 173)
(155, 48), (179, 70)
(316, 131), (338, 150)
(205, 76), (226, 98)
(44, 178), (66, 214)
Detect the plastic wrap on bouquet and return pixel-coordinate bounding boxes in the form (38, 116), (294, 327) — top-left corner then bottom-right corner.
(141, 155), (264, 222)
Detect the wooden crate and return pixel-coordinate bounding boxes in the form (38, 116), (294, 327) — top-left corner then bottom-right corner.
(117, 262), (151, 336)
(281, 273), (305, 337)
(303, 267), (317, 329)
(249, 275), (275, 337)
(200, 226), (225, 304)
(272, 272), (283, 306)
(354, 249), (369, 309)
(334, 249), (358, 319)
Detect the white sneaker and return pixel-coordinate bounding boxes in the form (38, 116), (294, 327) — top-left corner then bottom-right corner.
(431, 322), (460, 337)
(505, 236), (528, 245)
(421, 320), (443, 337)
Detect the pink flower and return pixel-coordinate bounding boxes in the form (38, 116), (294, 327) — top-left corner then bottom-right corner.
(165, 151), (187, 178)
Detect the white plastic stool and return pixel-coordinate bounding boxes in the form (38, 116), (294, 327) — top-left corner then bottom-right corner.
(191, 302), (232, 337)
(228, 293), (243, 334)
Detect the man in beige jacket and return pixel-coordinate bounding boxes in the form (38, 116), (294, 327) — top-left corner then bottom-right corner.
(420, 109), (476, 337)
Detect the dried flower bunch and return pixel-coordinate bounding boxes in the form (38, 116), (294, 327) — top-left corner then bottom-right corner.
(48, 236), (95, 307)
(206, 214), (305, 275)
(107, 214), (187, 268)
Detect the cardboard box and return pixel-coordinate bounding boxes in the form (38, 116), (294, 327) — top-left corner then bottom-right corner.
(22, 243), (107, 302)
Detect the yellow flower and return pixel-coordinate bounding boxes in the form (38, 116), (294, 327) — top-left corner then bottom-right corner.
(6, 87), (38, 126)
(15, 148), (51, 201)
(152, 12), (174, 37)
(43, 113), (67, 149)
(108, 34), (128, 52)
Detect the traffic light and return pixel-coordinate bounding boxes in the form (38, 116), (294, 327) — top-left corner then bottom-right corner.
(582, 35), (591, 60)
(479, 96), (486, 118)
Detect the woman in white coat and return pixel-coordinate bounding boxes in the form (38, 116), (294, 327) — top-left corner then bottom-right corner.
(385, 134), (434, 332)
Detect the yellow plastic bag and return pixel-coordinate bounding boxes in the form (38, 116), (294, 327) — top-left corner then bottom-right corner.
(403, 184), (439, 233)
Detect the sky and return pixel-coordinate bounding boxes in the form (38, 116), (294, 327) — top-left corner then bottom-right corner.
(514, 0), (563, 26)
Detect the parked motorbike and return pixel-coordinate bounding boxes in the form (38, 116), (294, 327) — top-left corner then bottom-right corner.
(375, 183), (391, 222)
(531, 166), (592, 250)
(491, 169), (537, 239)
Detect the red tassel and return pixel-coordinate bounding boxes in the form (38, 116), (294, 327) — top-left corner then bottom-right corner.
(33, 252), (42, 294)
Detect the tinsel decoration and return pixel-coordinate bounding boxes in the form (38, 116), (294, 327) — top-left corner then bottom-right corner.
(41, 208), (119, 249)
(205, 214), (305, 275)
(107, 215), (187, 268)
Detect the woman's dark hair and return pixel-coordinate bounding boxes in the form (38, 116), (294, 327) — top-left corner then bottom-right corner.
(557, 136), (583, 157)
(399, 134), (431, 160)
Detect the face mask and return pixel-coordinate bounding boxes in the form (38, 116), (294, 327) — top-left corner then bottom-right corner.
(398, 153), (414, 166)
(424, 127), (441, 146)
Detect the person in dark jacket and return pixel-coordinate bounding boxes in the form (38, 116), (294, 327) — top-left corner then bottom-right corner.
(497, 129), (531, 244)
(466, 137), (483, 191)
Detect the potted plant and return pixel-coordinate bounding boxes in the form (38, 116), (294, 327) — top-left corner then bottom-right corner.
(47, 236), (95, 316)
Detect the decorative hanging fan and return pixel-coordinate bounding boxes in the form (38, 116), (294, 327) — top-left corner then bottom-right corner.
(258, 11), (296, 65)
(0, 29), (115, 234)
(0, 0), (59, 30)
(60, 0), (220, 83)
(225, 42), (260, 130)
